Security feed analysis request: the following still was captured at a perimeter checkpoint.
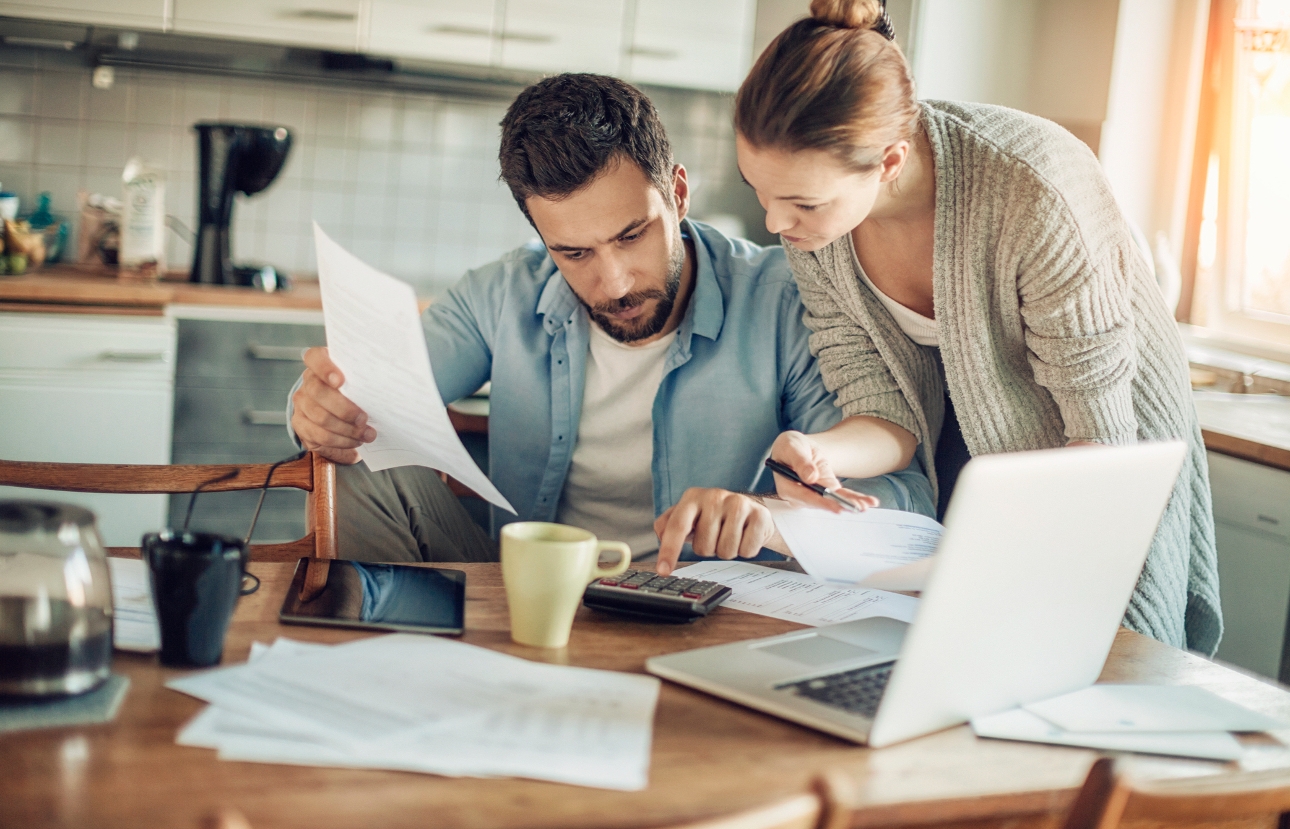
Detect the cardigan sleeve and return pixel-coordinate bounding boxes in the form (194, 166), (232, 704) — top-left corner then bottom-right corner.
(784, 242), (925, 443)
(1013, 166), (1140, 445)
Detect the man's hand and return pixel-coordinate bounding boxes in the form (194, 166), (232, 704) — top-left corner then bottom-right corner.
(654, 488), (785, 577)
(769, 430), (879, 513)
(290, 347), (376, 464)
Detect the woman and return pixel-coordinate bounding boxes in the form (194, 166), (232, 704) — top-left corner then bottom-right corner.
(735, 0), (1220, 653)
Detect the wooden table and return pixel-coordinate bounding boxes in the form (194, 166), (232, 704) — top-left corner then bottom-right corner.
(4, 563), (1290, 829)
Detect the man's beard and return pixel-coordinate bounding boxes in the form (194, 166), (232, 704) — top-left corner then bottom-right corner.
(585, 242), (685, 344)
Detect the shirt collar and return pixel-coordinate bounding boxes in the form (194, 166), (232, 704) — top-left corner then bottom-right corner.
(535, 218), (725, 343)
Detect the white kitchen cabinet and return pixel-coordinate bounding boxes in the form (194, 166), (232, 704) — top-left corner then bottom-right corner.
(1208, 450), (1290, 680)
(625, 0), (756, 92)
(0, 0), (165, 30)
(172, 0), (361, 51)
(0, 313), (176, 547)
(499, 0), (625, 76)
(365, 0), (498, 66)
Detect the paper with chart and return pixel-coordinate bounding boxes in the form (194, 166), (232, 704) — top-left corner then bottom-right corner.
(314, 224), (513, 512)
(168, 634), (659, 790)
(669, 560), (919, 626)
(767, 502), (942, 590)
(971, 707), (1246, 761)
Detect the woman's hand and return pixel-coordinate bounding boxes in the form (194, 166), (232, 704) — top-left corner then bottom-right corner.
(769, 431), (879, 513)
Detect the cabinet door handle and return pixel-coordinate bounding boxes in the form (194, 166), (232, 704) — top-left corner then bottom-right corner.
(98, 350), (168, 362)
(243, 410), (288, 426)
(247, 344), (307, 362)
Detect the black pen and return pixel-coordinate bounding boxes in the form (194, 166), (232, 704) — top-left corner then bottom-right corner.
(764, 458), (862, 513)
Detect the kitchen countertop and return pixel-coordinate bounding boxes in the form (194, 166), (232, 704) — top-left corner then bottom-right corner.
(1196, 391), (1290, 472)
(0, 264), (322, 315)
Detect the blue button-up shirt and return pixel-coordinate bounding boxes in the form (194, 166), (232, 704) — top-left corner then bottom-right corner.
(419, 220), (934, 538)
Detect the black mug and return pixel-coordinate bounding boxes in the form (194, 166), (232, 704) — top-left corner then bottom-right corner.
(142, 530), (254, 667)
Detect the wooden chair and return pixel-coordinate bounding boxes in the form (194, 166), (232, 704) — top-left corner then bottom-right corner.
(661, 773), (852, 829)
(1062, 756), (1290, 829)
(0, 451), (337, 597)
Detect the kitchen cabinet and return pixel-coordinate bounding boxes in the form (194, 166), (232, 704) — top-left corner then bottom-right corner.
(172, 0), (361, 51)
(168, 314), (325, 543)
(625, 0), (756, 93)
(498, 0), (625, 76)
(0, 312), (175, 547)
(1208, 450), (1290, 681)
(0, 0), (165, 30)
(365, 0), (498, 67)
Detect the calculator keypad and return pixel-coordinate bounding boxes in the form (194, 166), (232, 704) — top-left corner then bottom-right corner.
(584, 569), (731, 621)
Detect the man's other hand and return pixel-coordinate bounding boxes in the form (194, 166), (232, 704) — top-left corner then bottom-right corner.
(290, 347), (376, 465)
(654, 488), (784, 577)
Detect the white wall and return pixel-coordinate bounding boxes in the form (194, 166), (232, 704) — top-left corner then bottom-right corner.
(910, 0), (1039, 110)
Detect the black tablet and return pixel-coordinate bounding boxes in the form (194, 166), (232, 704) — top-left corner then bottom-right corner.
(279, 558), (466, 635)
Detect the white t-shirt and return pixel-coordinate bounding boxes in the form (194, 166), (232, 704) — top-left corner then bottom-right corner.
(856, 264), (940, 347)
(556, 323), (675, 558)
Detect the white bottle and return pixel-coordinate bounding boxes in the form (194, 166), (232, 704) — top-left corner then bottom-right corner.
(120, 157), (166, 274)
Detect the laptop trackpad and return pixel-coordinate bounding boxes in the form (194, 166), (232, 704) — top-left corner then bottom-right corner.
(756, 635), (878, 667)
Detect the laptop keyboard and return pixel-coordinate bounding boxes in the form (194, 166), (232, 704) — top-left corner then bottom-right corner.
(777, 661), (895, 719)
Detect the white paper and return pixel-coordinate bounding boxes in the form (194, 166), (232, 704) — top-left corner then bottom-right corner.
(168, 634), (659, 790)
(313, 224), (514, 513)
(768, 503), (942, 588)
(669, 560), (919, 626)
(1023, 685), (1289, 734)
(972, 707), (1245, 761)
(108, 557), (159, 652)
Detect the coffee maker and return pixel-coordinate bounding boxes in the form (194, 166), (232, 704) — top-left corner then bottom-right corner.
(191, 123), (292, 288)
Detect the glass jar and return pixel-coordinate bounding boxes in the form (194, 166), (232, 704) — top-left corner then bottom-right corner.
(0, 501), (113, 696)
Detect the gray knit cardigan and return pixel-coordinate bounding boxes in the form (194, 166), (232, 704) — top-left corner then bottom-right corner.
(783, 100), (1221, 655)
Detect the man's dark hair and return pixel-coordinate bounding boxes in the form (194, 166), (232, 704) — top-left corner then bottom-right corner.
(499, 73), (674, 224)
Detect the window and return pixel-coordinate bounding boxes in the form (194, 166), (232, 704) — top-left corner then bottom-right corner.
(1189, 0), (1290, 344)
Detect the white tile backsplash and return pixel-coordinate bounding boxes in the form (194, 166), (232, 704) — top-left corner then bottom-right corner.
(11, 54), (756, 294)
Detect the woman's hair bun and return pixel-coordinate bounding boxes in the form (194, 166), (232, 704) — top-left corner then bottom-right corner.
(808, 0), (885, 31)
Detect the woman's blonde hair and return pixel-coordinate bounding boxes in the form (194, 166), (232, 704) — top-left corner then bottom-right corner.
(735, 0), (919, 172)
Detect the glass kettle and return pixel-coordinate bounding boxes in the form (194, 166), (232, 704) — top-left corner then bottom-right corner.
(0, 501), (113, 696)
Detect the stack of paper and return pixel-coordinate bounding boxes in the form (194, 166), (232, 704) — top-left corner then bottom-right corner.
(767, 503), (942, 591)
(107, 557), (160, 652)
(670, 560), (919, 626)
(167, 634), (661, 790)
(972, 685), (1290, 761)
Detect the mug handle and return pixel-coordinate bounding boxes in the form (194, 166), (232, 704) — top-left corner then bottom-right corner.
(590, 541), (632, 582)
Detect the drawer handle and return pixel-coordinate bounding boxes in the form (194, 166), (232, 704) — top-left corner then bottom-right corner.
(247, 344), (306, 362)
(98, 350), (167, 363)
(244, 410), (288, 426)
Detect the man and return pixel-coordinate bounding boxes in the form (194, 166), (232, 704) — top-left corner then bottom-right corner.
(289, 73), (934, 575)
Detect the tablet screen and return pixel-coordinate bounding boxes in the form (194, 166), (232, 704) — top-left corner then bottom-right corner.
(279, 559), (466, 635)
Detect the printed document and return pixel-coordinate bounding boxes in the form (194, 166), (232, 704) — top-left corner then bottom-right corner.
(1022, 685), (1289, 733)
(107, 557), (159, 652)
(972, 707), (1246, 761)
(313, 224), (513, 512)
(669, 560), (919, 626)
(768, 502), (942, 588)
(168, 634), (659, 790)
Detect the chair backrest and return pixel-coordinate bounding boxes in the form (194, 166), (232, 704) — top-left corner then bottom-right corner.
(0, 451), (337, 563)
(661, 772), (852, 829)
(1063, 757), (1290, 829)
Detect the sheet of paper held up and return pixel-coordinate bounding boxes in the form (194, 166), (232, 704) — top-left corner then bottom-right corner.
(313, 224), (514, 513)
(168, 634), (659, 790)
(669, 560), (919, 626)
(1023, 685), (1289, 734)
(768, 502), (943, 591)
(971, 708), (1246, 762)
(107, 557), (159, 652)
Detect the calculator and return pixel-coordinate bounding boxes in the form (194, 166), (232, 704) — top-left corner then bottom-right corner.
(582, 569), (733, 622)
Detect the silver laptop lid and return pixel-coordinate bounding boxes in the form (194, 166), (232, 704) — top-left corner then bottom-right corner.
(866, 441), (1187, 747)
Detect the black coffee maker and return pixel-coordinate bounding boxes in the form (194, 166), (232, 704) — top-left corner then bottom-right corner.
(191, 123), (292, 289)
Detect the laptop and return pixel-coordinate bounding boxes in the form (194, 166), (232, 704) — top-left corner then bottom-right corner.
(646, 441), (1187, 747)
